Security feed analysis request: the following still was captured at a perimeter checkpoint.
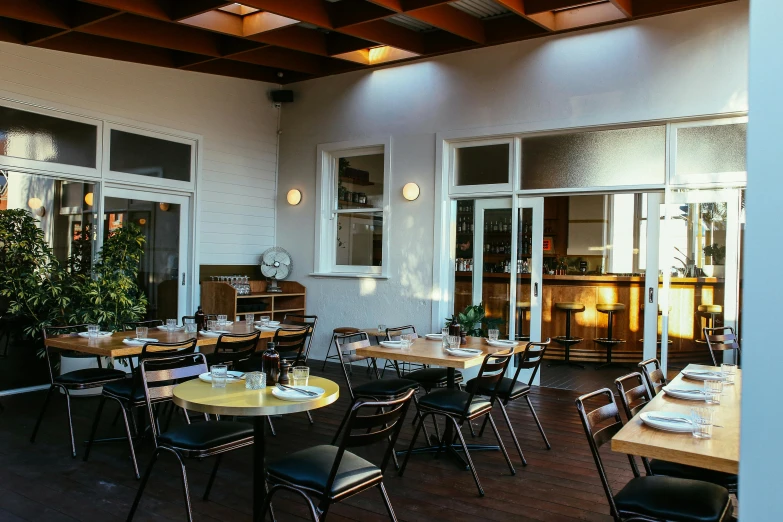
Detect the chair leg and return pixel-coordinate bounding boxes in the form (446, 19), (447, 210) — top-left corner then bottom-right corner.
(321, 337), (334, 372)
(498, 401), (526, 466)
(83, 395), (107, 462)
(306, 411), (314, 425)
(412, 394), (431, 443)
(170, 449), (194, 522)
(451, 417), (484, 496)
(63, 387), (77, 458)
(525, 395), (551, 450)
(487, 412), (516, 475)
(119, 403), (141, 479)
(266, 416), (276, 436)
(127, 448), (160, 521)
(399, 412), (428, 477)
(477, 414), (489, 437)
(30, 384), (55, 444)
(378, 483), (398, 522)
(203, 454), (222, 501)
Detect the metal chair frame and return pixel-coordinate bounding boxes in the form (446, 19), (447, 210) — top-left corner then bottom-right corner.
(637, 358), (667, 396)
(208, 330), (261, 368)
(383, 325), (420, 376)
(282, 314), (318, 362)
(703, 326), (741, 366)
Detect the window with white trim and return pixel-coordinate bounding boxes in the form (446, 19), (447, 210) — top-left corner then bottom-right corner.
(314, 138), (391, 277)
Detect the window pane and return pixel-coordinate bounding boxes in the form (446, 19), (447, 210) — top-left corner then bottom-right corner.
(0, 105), (97, 168)
(336, 153), (384, 210)
(521, 126), (665, 189)
(336, 211), (382, 266)
(676, 123), (747, 176)
(110, 130), (191, 182)
(455, 144), (509, 186)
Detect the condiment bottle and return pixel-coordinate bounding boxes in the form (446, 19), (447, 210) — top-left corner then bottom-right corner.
(195, 306), (206, 331)
(262, 342), (280, 385)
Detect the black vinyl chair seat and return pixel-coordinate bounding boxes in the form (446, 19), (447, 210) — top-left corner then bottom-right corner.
(55, 368), (126, 386)
(102, 377), (145, 402)
(158, 420), (254, 451)
(354, 378), (419, 398)
(267, 445), (383, 497)
(614, 476), (731, 522)
(405, 367), (463, 387)
(418, 389), (491, 417)
(465, 376), (530, 399)
(649, 460), (738, 489)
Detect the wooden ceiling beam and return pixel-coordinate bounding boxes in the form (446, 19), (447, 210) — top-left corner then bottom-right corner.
(326, 32), (378, 56)
(170, 0), (233, 22)
(609, 0), (633, 18)
(78, 0), (170, 21)
(330, 0), (395, 28)
(227, 45), (328, 75)
(366, 0), (403, 11)
(0, 0), (70, 29)
(0, 17), (23, 43)
(632, 0), (731, 18)
(239, 0), (332, 28)
(246, 24), (329, 56)
(339, 19), (426, 54)
(494, 0), (555, 31)
(405, 4), (486, 44)
(523, 0), (596, 15)
(484, 12), (548, 44)
(184, 58), (312, 83)
(34, 31), (180, 67)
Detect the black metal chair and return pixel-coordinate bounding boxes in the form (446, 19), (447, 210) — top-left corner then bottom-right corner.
(466, 339), (552, 466)
(206, 330), (260, 369)
(387, 325), (463, 391)
(83, 338), (198, 478)
(704, 326), (741, 367)
(400, 348), (516, 496)
(262, 388), (416, 522)
(127, 352), (254, 522)
(638, 357), (667, 396)
(31, 324), (127, 457)
(123, 319), (164, 331)
(282, 314), (318, 362)
(321, 327), (361, 371)
(575, 387), (732, 521)
(381, 325), (420, 376)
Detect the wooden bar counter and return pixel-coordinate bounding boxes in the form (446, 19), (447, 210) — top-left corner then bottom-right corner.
(455, 272), (724, 363)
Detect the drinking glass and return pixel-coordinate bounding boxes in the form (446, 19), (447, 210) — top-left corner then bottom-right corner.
(166, 318), (177, 332)
(245, 371), (266, 390)
(293, 366), (310, 386)
(184, 318), (197, 334)
(136, 326), (148, 339)
(217, 314), (228, 328)
(441, 327), (450, 350)
(721, 363), (737, 385)
(245, 313), (255, 325)
(690, 407), (714, 439)
(448, 335), (461, 348)
(704, 380), (724, 404)
(211, 364), (228, 388)
(400, 334), (411, 349)
(488, 329), (499, 341)
(259, 316), (269, 326)
(87, 324), (99, 338)
(378, 324), (386, 334)
(207, 320), (217, 332)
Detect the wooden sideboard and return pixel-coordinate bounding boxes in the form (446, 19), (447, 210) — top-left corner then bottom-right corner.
(200, 280), (306, 321)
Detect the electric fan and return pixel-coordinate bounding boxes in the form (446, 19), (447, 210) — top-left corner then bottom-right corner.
(260, 247), (292, 293)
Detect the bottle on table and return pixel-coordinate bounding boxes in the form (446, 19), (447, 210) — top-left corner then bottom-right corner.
(262, 342), (280, 385)
(195, 306), (206, 332)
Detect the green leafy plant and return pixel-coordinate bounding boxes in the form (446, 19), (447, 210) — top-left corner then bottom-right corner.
(445, 303), (501, 337)
(703, 243), (726, 265)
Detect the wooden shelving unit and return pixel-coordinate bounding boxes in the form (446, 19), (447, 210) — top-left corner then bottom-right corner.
(200, 280), (306, 321)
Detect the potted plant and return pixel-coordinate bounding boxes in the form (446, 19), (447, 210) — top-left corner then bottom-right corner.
(445, 303), (501, 338)
(702, 243), (726, 278)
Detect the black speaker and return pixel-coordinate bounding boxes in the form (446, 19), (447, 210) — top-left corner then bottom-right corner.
(270, 90), (294, 103)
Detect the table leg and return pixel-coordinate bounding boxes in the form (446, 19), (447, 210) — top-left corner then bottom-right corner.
(253, 416), (266, 522)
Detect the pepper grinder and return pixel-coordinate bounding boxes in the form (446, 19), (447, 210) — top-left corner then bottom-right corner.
(278, 360), (291, 385)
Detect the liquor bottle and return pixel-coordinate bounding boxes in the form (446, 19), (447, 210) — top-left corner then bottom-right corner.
(457, 217), (462, 233)
(195, 306), (206, 332)
(470, 220), (474, 233)
(262, 342), (280, 385)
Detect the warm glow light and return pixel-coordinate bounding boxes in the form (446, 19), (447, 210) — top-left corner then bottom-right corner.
(84, 192), (94, 206)
(402, 183), (420, 201)
(27, 197), (42, 209)
(287, 189), (302, 205)
(139, 218), (147, 225)
(159, 202), (170, 212)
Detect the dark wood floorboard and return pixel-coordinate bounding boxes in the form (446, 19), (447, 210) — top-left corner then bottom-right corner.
(0, 363), (638, 522)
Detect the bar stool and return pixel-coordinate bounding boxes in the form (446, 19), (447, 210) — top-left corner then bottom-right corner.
(594, 303), (626, 370)
(638, 303), (673, 348)
(549, 302), (585, 369)
(696, 304), (722, 345)
(515, 301), (530, 342)
(321, 327), (361, 371)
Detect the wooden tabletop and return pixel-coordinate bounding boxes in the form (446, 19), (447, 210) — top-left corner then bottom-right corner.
(355, 336), (524, 369)
(611, 363), (740, 474)
(172, 376), (339, 417)
(44, 321), (275, 358)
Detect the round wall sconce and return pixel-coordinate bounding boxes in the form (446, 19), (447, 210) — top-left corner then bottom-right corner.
(159, 202), (170, 212)
(287, 189), (302, 205)
(402, 182), (420, 201)
(27, 197), (45, 217)
(84, 192), (94, 206)
(139, 218), (147, 225)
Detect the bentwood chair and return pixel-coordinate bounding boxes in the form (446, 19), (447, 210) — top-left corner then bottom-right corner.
(466, 339), (552, 466)
(614, 373), (738, 494)
(127, 352), (254, 522)
(400, 349), (517, 497)
(704, 326), (741, 366)
(282, 314), (318, 362)
(84, 338), (198, 479)
(638, 358), (667, 396)
(206, 330), (260, 369)
(575, 388), (732, 521)
(31, 325), (127, 457)
(262, 389), (415, 522)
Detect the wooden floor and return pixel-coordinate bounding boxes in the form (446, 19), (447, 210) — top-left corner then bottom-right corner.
(0, 363), (637, 522)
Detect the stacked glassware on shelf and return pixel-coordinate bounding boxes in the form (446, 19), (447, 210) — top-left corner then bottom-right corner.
(210, 275), (252, 295)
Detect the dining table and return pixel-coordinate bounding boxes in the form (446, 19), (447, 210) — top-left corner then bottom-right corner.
(612, 363), (740, 474)
(172, 376), (339, 521)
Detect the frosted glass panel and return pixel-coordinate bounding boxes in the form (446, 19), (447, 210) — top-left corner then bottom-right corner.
(676, 124), (747, 176)
(455, 144), (510, 186)
(521, 126), (665, 189)
(0, 106), (97, 168)
(110, 130), (191, 182)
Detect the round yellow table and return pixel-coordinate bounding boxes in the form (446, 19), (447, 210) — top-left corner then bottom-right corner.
(172, 376), (339, 519)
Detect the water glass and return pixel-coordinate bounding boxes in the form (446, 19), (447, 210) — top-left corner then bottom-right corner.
(211, 364), (228, 388)
(217, 314), (228, 328)
(136, 326), (148, 339)
(87, 324), (99, 338)
(293, 366), (310, 386)
(721, 363), (737, 385)
(690, 407), (715, 439)
(704, 380), (724, 404)
(245, 371), (266, 390)
(245, 313), (255, 325)
(207, 320), (217, 332)
(488, 329), (499, 341)
(400, 334), (412, 349)
(259, 316), (269, 326)
(448, 335), (461, 348)
(184, 318), (197, 334)
(378, 324), (386, 333)
(441, 327), (450, 350)
(166, 318), (177, 332)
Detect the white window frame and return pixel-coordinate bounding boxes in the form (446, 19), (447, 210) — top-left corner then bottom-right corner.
(669, 116), (748, 187)
(449, 137), (516, 196)
(313, 137), (391, 278)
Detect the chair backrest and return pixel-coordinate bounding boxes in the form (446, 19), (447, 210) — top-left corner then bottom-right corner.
(384, 325), (418, 341)
(704, 326), (740, 366)
(330, 388), (416, 490)
(508, 339), (550, 392)
(124, 319), (163, 331)
(273, 325), (310, 364)
(282, 314), (318, 361)
(335, 332), (373, 400)
(463, 348), (515, 418)
(212, 331), (261, 366)
(139, 338), (198, 363)
(42, 324), (92, 382)
(638, 357), (666, 396)
(575, 388), (639, 519)
(140, 352), (208, 443)
(614, 372), (653, 419)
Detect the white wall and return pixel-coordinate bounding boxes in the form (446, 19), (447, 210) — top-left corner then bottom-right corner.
(277, 1), (749, 361)
(739, 0), (783, 518)
(0, 42), (280, 266)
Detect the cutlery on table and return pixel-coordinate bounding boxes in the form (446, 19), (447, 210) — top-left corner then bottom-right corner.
(648, 415), (693, 424)
(276, 383), (318, 396)
(667, 389), (705, 394)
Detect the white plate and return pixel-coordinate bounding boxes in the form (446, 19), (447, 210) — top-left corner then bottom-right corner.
(122, 337), (158, 346)
(254, 320), (280, 327)
(199, 330), (230, 337)
(157, 325), (183, 331)
(662, 386), (708, 401)
(639, 411), (693, 433)
(272, 385), (325, 402)
(446, 348), (483, 357)
(486, 339), (518, 348)
(379, 341), (406, 349)
(682, 369), (725, 381)
(78, 331), (112, 338)
(198, 371), (246, 383)
(425, 333), (443, 340)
